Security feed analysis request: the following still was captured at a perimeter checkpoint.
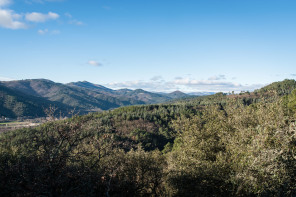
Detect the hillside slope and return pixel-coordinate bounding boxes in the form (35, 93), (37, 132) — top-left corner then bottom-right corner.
(255, 79), (296, 95)
(0, 84), (71, 118)
(1, 79), (296, 196)
(68, 81), (190, 104)
(0, 79), (192, 118)
(1, 79), (144, 111)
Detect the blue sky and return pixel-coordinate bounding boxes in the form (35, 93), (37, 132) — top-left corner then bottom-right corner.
(1, 0), (296, 92)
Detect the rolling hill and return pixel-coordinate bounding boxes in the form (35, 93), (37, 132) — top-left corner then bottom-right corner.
(0, 79), (192, 118)
(0, 84), (72, 118)
(68, 81), (191, 103)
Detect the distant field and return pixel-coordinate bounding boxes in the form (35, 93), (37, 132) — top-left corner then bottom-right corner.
(0, 121), (40, 132)
(0, 121), (20, 125)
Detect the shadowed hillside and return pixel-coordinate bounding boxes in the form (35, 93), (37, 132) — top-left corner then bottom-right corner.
(0, 84), (72, 118)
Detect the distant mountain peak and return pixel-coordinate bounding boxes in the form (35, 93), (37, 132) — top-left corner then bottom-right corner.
(0, 79), (199, 118)
(167, 90), (189, 99)
(27, 78), (54, 82)
(117, 88), (132, 91)
(170, 90), (185, 94)
(133, 89), (146, 93)
(67, 81), (113, 93)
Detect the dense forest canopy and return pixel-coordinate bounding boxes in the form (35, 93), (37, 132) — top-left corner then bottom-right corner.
(1, 79), (296, 196)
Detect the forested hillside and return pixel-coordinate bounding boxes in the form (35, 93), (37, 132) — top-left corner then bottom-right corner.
(0, 79), (144, 111)
(255, 79), (296, 95)
(1, 79), (296, 196)
(0, 79), (191, 118)
(0, 84), (72, 118)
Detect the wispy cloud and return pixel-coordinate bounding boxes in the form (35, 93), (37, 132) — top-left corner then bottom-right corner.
(25, 0), (64, 4)
(107, 80), (175, 92)
(208, 75), (226, 80)
(172, 78), (264, 92)
(64, 12), (72, 18)
(65, 13), (83, 26)
(173, 78), (238, 86)
(38, 28), (60, 35)
(174, 76), (183, 80)
(51, 29), (60, 34)
(106, 77), (265, 93)
(0, 0), (11, 7)
(25, 11), (59, 22)
(102, 6), (111, 10)
(38, 28), (48, 34)
(69, 19), (83, 25)
(150, 75), (163, 81)
(88, 60), (102, 67)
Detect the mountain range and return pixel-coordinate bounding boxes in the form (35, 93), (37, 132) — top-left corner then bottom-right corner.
(0, 79), (196, 118)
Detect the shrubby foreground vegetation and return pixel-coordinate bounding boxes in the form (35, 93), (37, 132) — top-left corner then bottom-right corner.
(1, 79), (296, 196)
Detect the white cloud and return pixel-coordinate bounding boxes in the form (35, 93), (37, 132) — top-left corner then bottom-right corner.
(0, 9), (27, 29)
(173, 78), (239, 87)
(150, 75), (163, 81)
(25, 11), (59, 22)
(88, 60), (102, 67)
(208, 75), (226, 81)
(106, 77), (265, 93)
(172, 78), (264, 92)
(107, 80), (174, 92)
(0, 0), (11, 7)
(0, 0), (27, 29)
(0, 1), (61, 30)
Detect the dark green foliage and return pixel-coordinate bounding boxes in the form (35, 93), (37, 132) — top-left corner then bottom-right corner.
(287, 89), (296, 116)
(0, 118), (166, 196)
(255, 79), (296, 95)
(169, 91), (229, 107)
(167, 90), (190, 99)
(1, 79), (296, 196)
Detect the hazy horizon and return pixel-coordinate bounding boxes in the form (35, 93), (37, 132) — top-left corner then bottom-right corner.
(0, 77), (270, 93)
